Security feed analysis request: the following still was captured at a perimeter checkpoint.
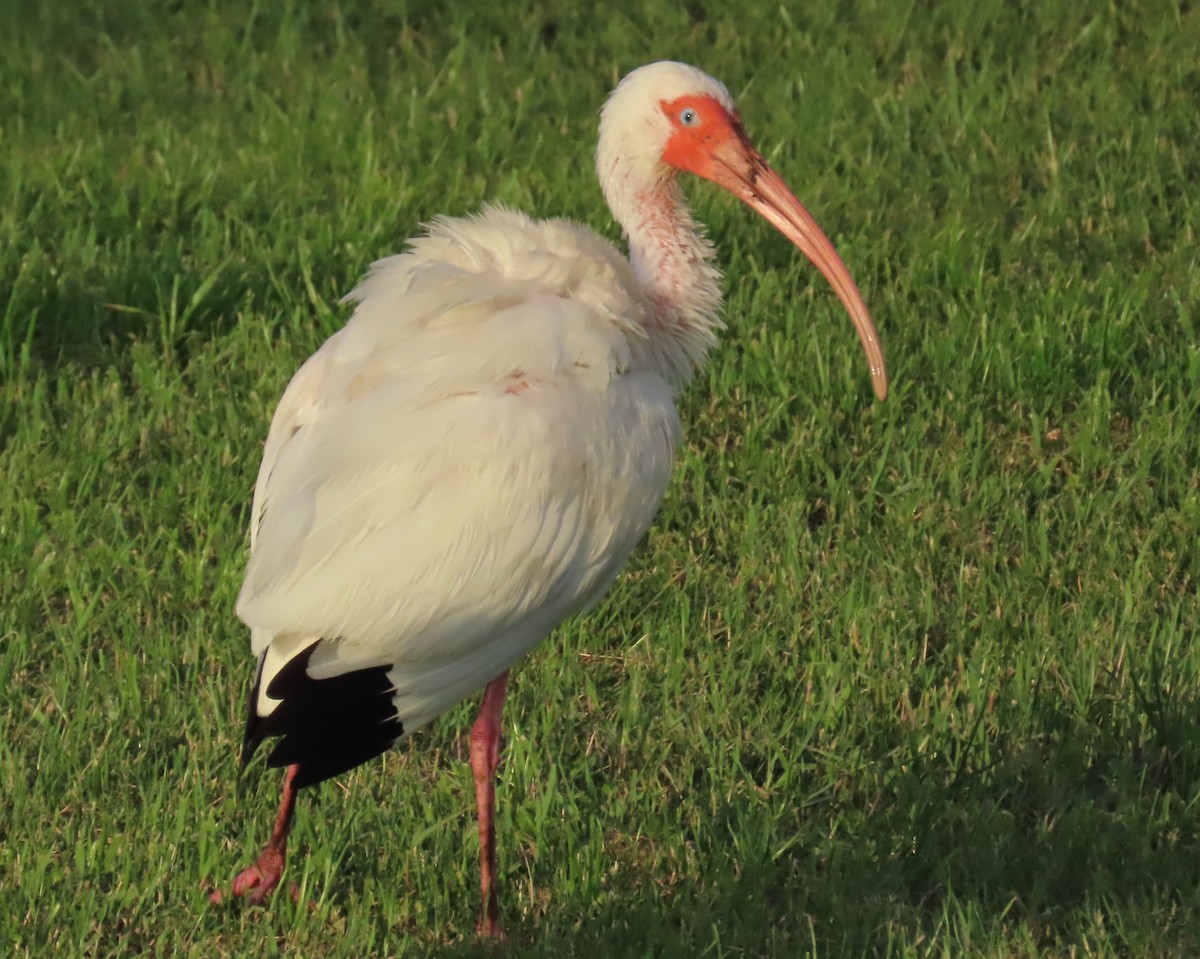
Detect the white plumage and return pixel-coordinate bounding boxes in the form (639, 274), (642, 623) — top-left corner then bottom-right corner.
(214, 61), (887, 935)
(242, 210), (678, 735)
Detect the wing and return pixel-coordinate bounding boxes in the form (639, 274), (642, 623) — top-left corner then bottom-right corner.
(237, 210), (680, 784)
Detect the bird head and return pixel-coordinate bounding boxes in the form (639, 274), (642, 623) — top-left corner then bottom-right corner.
(597, 61), (888, 401)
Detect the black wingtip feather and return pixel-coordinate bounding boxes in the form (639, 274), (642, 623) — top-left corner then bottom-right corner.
(239, 640), (404, 789)
(241, 657), (269, 773)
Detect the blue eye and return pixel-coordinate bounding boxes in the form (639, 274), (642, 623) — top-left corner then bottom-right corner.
(679, 107), (699, 127)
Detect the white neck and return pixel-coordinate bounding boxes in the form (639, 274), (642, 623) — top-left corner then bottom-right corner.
(600, 167), (725, 389)
(595, 62), (740, 389)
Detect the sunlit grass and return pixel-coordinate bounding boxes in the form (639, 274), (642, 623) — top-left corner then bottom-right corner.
(2, 1), (1198, 956)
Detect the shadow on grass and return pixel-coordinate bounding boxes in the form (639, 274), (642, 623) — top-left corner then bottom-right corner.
(8, 256), (264, 374)
(417, 692), (1200, 957)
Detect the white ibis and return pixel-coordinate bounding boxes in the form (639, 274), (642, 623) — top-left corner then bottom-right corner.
(212, 61), (888, 936)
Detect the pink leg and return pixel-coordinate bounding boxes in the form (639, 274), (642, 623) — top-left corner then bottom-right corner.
(210, 763), (300, 906)
(470, 671), (510, 938)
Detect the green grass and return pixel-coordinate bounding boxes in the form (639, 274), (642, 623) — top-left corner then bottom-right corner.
(3, 0), (1199, 955)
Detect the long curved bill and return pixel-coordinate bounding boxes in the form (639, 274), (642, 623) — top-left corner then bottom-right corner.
(710, 145), (889, 401)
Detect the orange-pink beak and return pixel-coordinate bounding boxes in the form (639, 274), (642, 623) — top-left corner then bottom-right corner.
(708, 139), (889, 401)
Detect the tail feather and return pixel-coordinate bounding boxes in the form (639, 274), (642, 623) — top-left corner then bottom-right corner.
(241, 656), (269, 772)
(239, 639), (405, 789)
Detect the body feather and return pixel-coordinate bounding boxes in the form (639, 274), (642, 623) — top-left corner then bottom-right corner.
(240, 208), (681, 776)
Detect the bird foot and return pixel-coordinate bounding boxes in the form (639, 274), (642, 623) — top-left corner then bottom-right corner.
(208, 845), (288, 906)
(475, 913), (506, 940)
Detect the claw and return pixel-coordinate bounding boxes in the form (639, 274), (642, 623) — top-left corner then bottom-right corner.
(209, 764), (300, 910)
